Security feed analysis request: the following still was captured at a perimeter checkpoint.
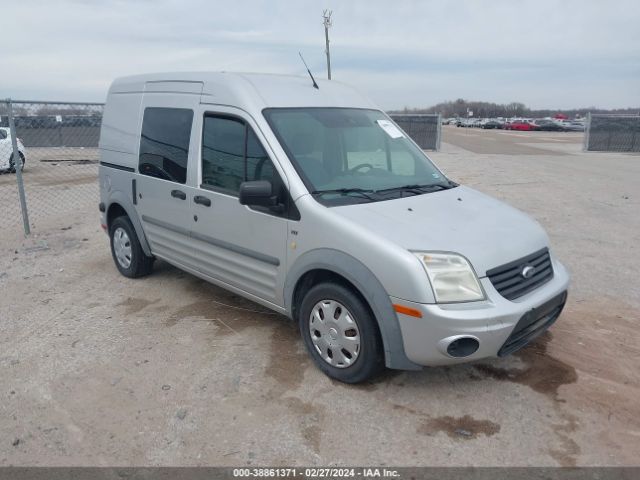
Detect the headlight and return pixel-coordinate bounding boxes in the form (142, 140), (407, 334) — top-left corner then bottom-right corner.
(413, 252), (485, 303)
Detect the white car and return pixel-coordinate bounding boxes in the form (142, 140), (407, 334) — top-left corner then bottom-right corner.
(0, 127), (27, 173)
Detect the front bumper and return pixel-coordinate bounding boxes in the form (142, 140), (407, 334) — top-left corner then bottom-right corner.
(392, 257), (570, 366)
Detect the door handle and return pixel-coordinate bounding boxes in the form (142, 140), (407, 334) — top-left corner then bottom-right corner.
(171, 189), (186, 200)
(194, 195), (211, 207)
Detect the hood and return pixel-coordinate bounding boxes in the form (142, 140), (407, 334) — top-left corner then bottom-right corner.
(332, 186), (549, 277)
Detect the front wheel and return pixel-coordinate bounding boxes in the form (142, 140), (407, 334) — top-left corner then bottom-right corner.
(109, 216), (154, 278)
(299, 282), (384, 383)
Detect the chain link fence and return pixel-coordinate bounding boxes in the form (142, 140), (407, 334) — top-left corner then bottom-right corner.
(0, 100), (104, 235)
(389, 114), (441, 150)
(0, 102), (443, 236)
(584, 113), (640, 153)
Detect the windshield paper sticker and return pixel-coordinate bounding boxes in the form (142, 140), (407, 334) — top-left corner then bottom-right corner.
(376, 120), (405, 139)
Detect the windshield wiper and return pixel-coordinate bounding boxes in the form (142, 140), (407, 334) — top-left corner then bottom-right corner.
(375, 183), (454, 196)
(311, 188), (376, 201)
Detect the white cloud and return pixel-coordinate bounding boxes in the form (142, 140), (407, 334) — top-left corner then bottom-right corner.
(3, 0), (639, 108)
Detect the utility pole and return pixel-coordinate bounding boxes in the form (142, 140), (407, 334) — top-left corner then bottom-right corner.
(323, 10), (332, 80)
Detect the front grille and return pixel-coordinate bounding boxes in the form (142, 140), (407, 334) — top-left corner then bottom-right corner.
(487, 248), (554, 301)
(498, 290), (567, 356)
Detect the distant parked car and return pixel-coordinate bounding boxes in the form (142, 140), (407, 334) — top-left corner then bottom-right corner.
(564, 121), (585, 132)
(504, 120), (536, 131)
(555, 119), (585, 131)
(481, 119), (503, 129)
(0, 127), (27, 173)
(533, 120), (566, 132)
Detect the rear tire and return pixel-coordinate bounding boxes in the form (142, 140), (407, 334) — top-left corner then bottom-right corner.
(109, 216), (154, 278)
(298, 282), (385, 383)
(9, 152), (25, 173)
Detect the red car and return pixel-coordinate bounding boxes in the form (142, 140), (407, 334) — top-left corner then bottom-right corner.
(504, 120), (537, 131)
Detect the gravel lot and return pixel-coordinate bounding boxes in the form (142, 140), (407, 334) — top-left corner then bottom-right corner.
(0, 128), (638, 467)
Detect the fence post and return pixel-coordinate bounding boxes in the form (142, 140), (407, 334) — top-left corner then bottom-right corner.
(7, 99), (31, 235)
(583, 113), (591, 152)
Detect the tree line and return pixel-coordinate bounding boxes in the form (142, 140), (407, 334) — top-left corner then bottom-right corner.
(390, 98), (640, 118)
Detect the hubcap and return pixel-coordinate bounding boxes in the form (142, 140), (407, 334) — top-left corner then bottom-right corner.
(309, 299), (360, 368)
(113, 227), (132, 269)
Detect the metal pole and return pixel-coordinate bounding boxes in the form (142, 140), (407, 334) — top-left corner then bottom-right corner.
(583, 112), (591, 152)
(323, 10), (332, 80)
(7, 99), (31, 235)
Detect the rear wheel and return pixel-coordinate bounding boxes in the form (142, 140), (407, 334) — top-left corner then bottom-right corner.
(109, 216), (154, 278)
(299, 282), (384, 383)
(9, 152), (25, 173)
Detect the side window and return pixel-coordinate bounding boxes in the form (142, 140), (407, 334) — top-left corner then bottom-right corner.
(139, 107), (193, 184)
(0, 130), (7, 140)
(202, 116), (245, 193)
(201, 115), (281, 193)
(246, 128), (276, 183)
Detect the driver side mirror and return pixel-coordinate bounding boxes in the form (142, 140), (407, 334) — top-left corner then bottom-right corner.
(239, 180), (283, 212)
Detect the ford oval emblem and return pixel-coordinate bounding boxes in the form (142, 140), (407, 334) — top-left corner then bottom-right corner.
(521, 265), (536, 279)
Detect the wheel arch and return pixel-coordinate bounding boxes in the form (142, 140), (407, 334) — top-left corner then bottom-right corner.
(285, 249), (421, 371)
(105, 192), (152, 257)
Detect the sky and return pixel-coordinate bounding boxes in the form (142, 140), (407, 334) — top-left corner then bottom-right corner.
(2, 0), (639, 110)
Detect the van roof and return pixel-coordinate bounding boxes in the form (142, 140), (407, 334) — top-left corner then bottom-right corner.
(109, 72), (378, 111)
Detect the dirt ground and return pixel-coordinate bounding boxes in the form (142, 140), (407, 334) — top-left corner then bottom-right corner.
(0, 129), (638, 466)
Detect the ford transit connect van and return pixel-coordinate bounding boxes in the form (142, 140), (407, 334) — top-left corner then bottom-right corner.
(98, 72), (570, 383)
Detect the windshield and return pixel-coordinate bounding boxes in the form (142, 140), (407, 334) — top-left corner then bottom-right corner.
(263, 108), (454, 205)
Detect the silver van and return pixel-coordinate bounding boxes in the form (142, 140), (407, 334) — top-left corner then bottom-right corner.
(98, 72), (570, 383)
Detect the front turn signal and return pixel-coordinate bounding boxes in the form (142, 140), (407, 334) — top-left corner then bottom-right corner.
(393, 304), (423, 318)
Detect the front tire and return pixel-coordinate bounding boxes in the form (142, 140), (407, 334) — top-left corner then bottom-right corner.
(109, 216), (154, 278)
(299, 282), (384, 383)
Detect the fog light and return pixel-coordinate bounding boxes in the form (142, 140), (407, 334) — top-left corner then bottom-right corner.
(446, 337), (479, 358)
